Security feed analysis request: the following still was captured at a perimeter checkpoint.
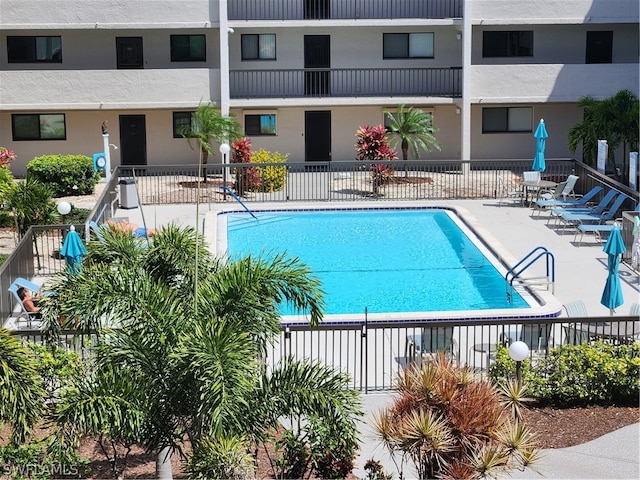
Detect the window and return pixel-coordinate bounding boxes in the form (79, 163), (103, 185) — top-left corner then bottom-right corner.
(7, 36), (62, 63)
(173, 111), (195, 138)
(245, 114), (276, 136)
(170, 35), (206, 62)
(586, 31), (613, 64)
(383, 33), (434, 59)
(483, 31), (533, 57)
(12, 114), (66, 141)
(241, 34), (276, 60)
(482, 107), (532, 133)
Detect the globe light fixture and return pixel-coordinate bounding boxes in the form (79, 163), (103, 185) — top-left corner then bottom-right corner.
(57, 201), (71, 221)
(508, 340), (530, 385)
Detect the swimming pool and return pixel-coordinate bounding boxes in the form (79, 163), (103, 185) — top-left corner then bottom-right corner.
(217, 205), (547, 322)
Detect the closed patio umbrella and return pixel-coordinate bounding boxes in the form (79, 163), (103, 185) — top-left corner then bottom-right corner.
(60, 225), (87, 273)
(532, 118), (548, 172)
(600, 226), (625, 315)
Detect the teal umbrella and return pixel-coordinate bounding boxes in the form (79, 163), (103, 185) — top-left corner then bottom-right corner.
(60, 225), (87, 273)
(600, 226), (625, 315)
(532, 118), (548, 172)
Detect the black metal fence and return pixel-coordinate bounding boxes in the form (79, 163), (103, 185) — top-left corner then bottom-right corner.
(10, 315), (639, 391)
(230, 67), (462, 99)
(228, 0), (463, 21)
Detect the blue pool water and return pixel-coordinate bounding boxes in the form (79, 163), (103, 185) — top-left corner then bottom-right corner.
(225, 209), (529, 315)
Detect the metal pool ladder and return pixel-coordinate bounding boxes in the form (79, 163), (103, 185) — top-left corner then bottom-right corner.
(505, 246), (555, 302)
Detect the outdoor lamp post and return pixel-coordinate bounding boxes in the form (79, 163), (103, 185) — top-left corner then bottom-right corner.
(508, 340), (530, 385)
(220, 143), (230, 200)
(57, 201), (71, 224)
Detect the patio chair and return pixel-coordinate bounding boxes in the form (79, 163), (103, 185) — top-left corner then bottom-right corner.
(563, 325), (590, 345)
(535, 185), (603, 218)
(405, 326), (457, 365)
(549, 189), (619, 226)
(563, 300), (588, 318)
(630, 303), (640, 317)
(561, 193), (631, 234)
(519, 323), (553, 362)
(497, 175), (523, 207)
(8, 281), (41, 327)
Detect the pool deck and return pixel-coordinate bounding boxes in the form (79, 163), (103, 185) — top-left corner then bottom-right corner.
(112, 197), (639, 317)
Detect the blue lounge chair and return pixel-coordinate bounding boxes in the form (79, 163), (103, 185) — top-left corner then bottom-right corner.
(561, 193), (631, 234)
(574, 203), (640, 246)
(536, 186), (603, 219)
(549, 189), (618, 225)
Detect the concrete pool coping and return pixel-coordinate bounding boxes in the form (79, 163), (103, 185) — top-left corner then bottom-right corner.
(205, 200), (563, 323)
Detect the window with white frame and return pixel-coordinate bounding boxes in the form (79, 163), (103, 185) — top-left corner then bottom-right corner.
(12, 114), (66, 140)
(245, 114), (277, 136)
(383, 33), (434, 59)
(482, 107), (532, 133)
(241, 34), (276, 60)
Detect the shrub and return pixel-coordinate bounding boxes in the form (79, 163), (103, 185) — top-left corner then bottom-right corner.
(489, 342), (640, 405)
(27, 154), (100, 197)
(374, 354), (539, 480)
(3, 179), (59, 238)
(354, 125), (398, 195)
(187, 436), (256, 479)
(231, 138), (260, 195)
(248, 148), (288, 193)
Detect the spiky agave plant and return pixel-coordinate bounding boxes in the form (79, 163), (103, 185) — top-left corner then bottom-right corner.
(372, 353), (541, 480)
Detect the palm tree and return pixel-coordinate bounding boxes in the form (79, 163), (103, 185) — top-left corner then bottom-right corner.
(42, 225), (358, 479)
(384, 104), (441, 176)
(568, 90), (639, 181)
(0, 328), (45, 445)
(181, 103), (242, 182)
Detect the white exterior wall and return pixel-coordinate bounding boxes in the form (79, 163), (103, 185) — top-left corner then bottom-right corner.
(0, 0), (217, 28)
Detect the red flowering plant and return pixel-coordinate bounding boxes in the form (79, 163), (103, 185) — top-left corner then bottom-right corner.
(0, 147), (16, 169)
(231, 138), (261, 195)
(354, 125), (398, 195)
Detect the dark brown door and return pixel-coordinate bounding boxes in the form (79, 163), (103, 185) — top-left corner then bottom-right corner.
(119, 115), (147, 166)
(305, 111), (331, 162)
(116, 37), (143, 69)
(304, 35), (330, 95)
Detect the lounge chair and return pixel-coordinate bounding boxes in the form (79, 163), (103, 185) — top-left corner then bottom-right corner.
(8, 278), (42, 327)
(561, 194), (631, 234)
(536, 184), (602, 208)
(575, 204), (640, 246)
(549, 189), (619, 226)
(563, 300), (588, 317)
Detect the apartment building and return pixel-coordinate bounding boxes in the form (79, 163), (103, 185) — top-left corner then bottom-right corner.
(0, 0), (638, 175)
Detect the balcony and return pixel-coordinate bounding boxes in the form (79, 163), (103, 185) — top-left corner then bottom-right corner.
(228, 0), (462, 21)
(230, 67), (462, 99)
(0, 69), (217, 110)
(471, 63), (640, 103)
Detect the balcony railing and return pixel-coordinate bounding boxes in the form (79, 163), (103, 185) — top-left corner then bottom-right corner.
(228, 0), (463, 21)
(230, 67), (462, 99)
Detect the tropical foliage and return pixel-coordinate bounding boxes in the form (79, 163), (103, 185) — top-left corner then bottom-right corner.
(384, 104), (441, 161)
(2, 178), (59, 239)
(27, 154), (100, 197)
(231, 138), (288, 195)
(181, 103), (242, 182)
(355, 124), (398, 195)
(490, 341), (640, 405)
(568, 89), (639, 179)
(373, 354), (539, 480)
(39, 224), (361, 478)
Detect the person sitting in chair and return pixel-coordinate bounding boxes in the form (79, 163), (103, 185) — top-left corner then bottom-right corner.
(17, 287), (42, 319)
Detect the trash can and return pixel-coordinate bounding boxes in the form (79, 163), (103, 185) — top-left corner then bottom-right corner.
(119, 178), (138, 209)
